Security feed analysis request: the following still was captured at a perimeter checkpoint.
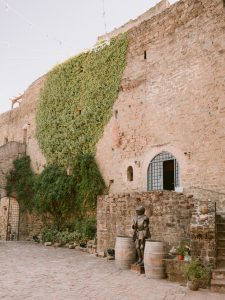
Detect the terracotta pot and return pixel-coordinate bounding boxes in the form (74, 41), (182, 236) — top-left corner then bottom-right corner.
(187, 280), (199, 291)
(178, 255), (184, 261)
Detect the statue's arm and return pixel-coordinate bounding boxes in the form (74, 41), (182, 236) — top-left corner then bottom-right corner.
(132, 217), (137, 240)
(143, 217), (151, 238)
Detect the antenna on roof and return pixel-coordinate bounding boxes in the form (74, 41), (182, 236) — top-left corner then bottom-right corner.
(102, 0), (107, 34)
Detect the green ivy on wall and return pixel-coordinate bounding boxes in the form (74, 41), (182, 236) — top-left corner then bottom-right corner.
(36, 34), (128, 166)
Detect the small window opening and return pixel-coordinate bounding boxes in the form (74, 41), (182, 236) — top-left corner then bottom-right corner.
(4, 137), (8, 144)
(23, 128), (27, 144)
(223, 0), (225, 7)
(144, 50), (147, 60)
(114, 110), (118, 119)
(127, 166), (133, 182)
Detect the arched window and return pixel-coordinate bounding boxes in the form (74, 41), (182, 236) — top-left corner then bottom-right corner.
(127, 166), (133, 182)
(147, 151), (179, 191)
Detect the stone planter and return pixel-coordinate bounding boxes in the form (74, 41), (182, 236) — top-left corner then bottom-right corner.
(163, 259), (188, 283)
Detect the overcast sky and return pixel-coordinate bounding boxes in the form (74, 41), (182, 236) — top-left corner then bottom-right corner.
(0, 0), (177, 113)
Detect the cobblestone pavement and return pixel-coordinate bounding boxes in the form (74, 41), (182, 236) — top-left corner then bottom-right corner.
(0, 241), (223, 300)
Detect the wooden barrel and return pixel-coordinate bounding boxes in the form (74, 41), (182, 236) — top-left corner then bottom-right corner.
(144, 240), (166, 279)
(115, 236), (136, 269)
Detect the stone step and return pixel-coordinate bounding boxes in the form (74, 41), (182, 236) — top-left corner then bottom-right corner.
(217, 248), (225, 257)
(217, 214), (225, 221)
(217, 232), (225, 239)
(217, 224), (225, 231)
(217, 257), (225, 268)
(212, 268), (225, 280)
(211, 279), (225, 293)
(218, 239), (225, 248)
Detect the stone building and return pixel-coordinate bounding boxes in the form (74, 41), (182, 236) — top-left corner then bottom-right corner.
(0, 0), (225, 287)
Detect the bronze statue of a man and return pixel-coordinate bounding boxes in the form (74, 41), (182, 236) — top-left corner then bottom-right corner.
(132, 206), (150, 266)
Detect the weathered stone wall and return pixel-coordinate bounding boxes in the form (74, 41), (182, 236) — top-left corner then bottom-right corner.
(185, 187), (225, 213)
(0, 142), (26, 199)
(0, 197), (9, 240)
(97, 191), (193, 253)
(98, 0), (170, 42)
(19, 213), (43, 240)
(190, 198), (216, 265)
(97, 191), (217, 264)
(95, 0), (225, 211)
(0, 76), (46, 174)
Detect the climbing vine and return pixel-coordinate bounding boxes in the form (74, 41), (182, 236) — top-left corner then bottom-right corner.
(6, 35), (127, 229)
(36, 34), (128, 166)
(6, 155), (36, 212)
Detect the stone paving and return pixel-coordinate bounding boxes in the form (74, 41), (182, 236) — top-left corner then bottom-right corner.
(0, 241), (224, 300)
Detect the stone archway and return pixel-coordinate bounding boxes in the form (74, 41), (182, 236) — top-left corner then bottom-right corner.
(147, 151), (180, 191)
(0, 197), (19, 240)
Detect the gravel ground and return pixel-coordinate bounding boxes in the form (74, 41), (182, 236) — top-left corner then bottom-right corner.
(0, 241), (223, 300)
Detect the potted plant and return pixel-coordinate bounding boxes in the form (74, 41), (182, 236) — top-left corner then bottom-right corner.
(185, 259), (209, 291)
(176, 241), (190, 261)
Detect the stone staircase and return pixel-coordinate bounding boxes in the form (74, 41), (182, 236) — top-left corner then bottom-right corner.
(211, 213), (225, 293)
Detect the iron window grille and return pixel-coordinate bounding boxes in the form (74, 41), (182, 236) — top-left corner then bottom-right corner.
(147, 151), (179, 191)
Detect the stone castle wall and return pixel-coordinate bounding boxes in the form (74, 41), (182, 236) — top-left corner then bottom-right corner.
(95, 0), (225, 211)
(0, 76), (46, 174)
(0, 142), (26, 199)
(98, 0), (170, 42)
(0, 77), (46, 240)
(0, 0), (225, 240)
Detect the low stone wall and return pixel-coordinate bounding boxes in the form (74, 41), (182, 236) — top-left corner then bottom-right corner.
(97, 191), (217, 265)
(97, 191), (194, 253)
(185, 187), (225, 213)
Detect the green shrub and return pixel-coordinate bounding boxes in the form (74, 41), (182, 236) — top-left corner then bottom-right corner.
(41, 224), (92, 245)
(41, 227), (57, 243)
(67, 217), (97, 239)
(185, 259), (211, 288)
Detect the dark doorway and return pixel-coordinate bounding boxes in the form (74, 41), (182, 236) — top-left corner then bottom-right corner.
(163, 160), (174, 190)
